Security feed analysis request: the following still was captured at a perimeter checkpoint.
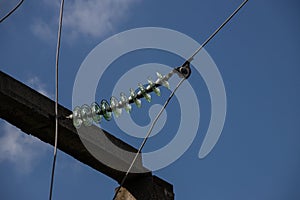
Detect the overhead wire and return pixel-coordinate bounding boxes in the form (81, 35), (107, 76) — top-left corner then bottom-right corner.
(48, 0), (64, 200)
(113, 0), (249, 199)
(189, 0), (249, 61)
(0, 0), (24, 23)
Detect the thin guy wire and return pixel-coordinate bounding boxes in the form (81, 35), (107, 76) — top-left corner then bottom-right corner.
(188, 0), (249, 61)
(113, 1), (249, 198)
(49, 0), (64, 200)
(0, 0), (24, 23)
(113, 78), (186, 200)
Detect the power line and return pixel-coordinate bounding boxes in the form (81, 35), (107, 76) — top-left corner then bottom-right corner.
(113, 0), (249, 199)
(48, 0), (64, 200)
(0, 0), (24, 23)
(188, 0), (249, 62)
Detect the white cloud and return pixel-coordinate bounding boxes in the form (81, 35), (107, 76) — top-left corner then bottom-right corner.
(64, 0), (138, 38)
(31, 20), (56, 42)
(26, 76), (53, 99)
(0, 121), (48, 174)
(31, 0), (140, 42)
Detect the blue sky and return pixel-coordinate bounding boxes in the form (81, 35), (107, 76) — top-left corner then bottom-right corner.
(1, 0), (300, 199)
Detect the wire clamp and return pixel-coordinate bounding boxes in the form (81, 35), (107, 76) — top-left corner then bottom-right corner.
(174, 60), (191, 79)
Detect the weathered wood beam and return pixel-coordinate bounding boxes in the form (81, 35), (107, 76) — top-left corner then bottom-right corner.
(0, 71), (174, 200)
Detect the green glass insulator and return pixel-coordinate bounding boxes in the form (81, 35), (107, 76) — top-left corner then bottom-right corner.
(138, 83), (151, 102)
(130, 88), (141, 108)
(120, 92), (131, 113)
(91, 102), (102, 123)
(101, 99), (112, 121)
(81, 104), (93, 126)
(156, 72), (170, 89)
(147, 77), (161, 96)
(73, 106), (82, 129)
(110, 96), (122, 118)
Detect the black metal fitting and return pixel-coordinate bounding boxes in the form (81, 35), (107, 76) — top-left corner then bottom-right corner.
(174, 60), (191, 79)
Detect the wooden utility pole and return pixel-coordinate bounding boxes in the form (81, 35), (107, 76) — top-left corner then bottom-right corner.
(0, 71), (174, 200)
